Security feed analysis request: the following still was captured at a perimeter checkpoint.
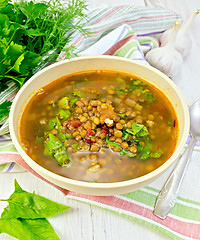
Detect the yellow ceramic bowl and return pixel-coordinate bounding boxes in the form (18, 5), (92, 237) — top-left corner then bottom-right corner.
(9, 56), (190, 196)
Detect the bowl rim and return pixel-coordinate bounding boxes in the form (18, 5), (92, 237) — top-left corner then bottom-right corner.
(9, 55), (190, 189)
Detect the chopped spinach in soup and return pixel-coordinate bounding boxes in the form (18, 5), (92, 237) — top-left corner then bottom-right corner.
(20, 70), (178, 183)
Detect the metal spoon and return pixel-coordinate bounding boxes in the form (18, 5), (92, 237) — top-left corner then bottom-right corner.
(154, 99), (200, 219)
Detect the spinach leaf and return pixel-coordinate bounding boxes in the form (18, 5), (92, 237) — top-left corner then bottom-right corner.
(122, 129), (129, 141)
(44, 133), (71, 165)
(126, 122), (149, 138)
(72, 90), (83, 97)
(70, 98), (78, 107)
(140, 141), (151, 161)
(58, 109), (71, 119)
(132, 140), (143, 152)
(120, 149), (136, 157)
(72, 143), (81, 151)
(35, 136), (44, 143)
(168, 121), (173, 126)
(57, 97), (70, 109)
(132, 79), (146, 86)
(0, 218), (60, 240)
(44, 133), (62, 157)
(1, 180), (70, 219)
(0, 100), (12, 122)
(151, 149), (163, 158)
(105, 135), (122, 149)
(54, 146), (71, 166)
(48, 119), (56, 131)
(65, 133), (73, 139)
(117, 113), (125, 118)
(55, 117), (66, 141)
(115, 87), (130, 95)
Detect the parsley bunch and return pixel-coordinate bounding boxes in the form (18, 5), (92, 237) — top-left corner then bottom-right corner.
(0, 0), (87, 122)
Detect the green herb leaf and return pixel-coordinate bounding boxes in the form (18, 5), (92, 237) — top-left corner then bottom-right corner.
(1, 180), (70, 219)
(70, 98), (78, 107)
(120, 149), (136, 157)
(132, 79), (146, 86)
(72, 90), (83, 97)
(168, 121), (173, 126)
(55, 117), (66, 141)
(115, 87), (130, 95)
(0, 218), (60, 240)
(44, 133), (62, 157)
(0, 100), (12, 122)
(72, 143), (81, 151)
(122, 129), (129, 141)
(65, 133), (73, 139)
(35, 136), (44, 143)
(105, 135), (122, 149)
(117, 113), (125, 118)
(126, 122), (149, 138)
(150, 149), (163, 158)
(115, 76), (125, 83)
(57, 97), (70, 109)
(54, 146), (71, 166)
(48, 119), (56, 131)
(132, 140), (143, 152)
(140, 141), (151, 161)
(58, 109), (71, 119)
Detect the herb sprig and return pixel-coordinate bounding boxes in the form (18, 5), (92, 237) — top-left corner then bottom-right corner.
(0, 180), (70, 240)
(0, 0), (87, 120)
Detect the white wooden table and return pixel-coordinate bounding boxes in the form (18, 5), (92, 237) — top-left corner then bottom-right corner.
(0, 0), (200, 239)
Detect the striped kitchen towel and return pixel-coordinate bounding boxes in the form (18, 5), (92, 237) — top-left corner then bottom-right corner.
(1, 6), (200, 240)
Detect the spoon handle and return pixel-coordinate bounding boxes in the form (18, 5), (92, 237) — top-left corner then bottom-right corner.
(154, 137), (196, 219)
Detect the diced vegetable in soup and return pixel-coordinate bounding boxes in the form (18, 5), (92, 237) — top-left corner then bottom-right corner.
(20, 70), (179, 183)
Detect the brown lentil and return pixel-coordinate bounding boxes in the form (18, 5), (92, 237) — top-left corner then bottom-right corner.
(87, 164), (101, 173)
(121, 142), (128, 149)
(114, 130), (122, 138)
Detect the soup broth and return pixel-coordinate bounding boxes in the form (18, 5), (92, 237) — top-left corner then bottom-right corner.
(20, 70), (179, 183)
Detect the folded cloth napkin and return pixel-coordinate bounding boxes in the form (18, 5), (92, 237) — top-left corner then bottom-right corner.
(1, 6), (200, 240)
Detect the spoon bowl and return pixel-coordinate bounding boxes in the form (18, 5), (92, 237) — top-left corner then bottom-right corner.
(189, 99), (200, 138)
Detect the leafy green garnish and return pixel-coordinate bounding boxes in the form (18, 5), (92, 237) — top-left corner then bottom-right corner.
(72, 90), (83, 97)
(70, 98), (78, 107)
(117, 113), (125, 118)
(48, 119), (56, 131)
(44, 133), (62, 156)
(0, 180), (70, 240)
(55, 117), (66, 141)
(151, 149), (163, 158)
(44, 133), (70, 165)
(58, 109), (71, 119)
(139, 141), (163, 160)
(0, 100), (12, 122)
(126, 122), (149, 138)
(72, 143), (81, 151)
(168, 121), (173, 126)
(132, 140), (143, 152)
(35, 136), (44, 143)
(140, 141), (151, 161)
(0, 0), (88, 119)
(122, 129), (129, 141)
(105, 135), (122, 149)
(57, 97), (70, 109)
(120, 149), (136, 157)
(115, 87), (129, 95)
(1, 180), (70, 219)
(65, 133), (73, 139)
(115, 76), (125, 83)
(132, 79), (146, 86)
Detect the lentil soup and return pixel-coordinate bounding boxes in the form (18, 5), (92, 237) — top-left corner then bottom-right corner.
(20, 70), (179, 183)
